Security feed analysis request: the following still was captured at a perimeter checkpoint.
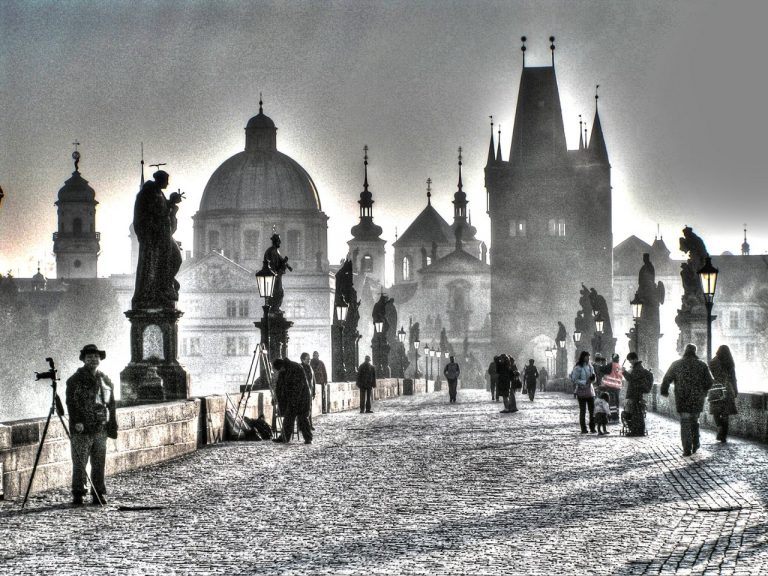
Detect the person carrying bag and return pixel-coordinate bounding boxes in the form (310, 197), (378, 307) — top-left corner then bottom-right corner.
(570, 351), (596, 434)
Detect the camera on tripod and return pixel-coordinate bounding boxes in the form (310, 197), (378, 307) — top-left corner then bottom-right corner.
(34, 357), (57, 382)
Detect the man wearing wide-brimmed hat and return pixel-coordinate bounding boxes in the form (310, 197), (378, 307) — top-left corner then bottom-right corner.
(65, 344), (117, 505)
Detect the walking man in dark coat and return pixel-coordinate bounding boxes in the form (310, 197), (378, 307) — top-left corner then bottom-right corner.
(300, 352), (316, 431)
(66, 344), (116, 506)
(523, 359), (539, 402)
(443, 356), (460, 403)
(660, 344), (713, 456)
(272, 358), (313, 444)
(357, 355), (376, 413)
(487, 358), (498, 401)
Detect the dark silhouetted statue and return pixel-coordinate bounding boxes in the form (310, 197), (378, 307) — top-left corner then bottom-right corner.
(675, 226), (709, 354)
(635, 253), (665, 370)
(372, 293), (393, 375)
(131, 170), (183, 310)
(264, 233), (292, 312)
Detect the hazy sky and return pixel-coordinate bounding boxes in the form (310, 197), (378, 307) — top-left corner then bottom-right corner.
(2, 0), (767, 280)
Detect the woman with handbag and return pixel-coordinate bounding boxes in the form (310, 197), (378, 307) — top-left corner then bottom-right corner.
(708, 345), (738, 443)
(570, 350), (596, 434)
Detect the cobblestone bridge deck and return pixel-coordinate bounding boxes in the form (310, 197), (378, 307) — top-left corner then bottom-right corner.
(2, 390), (767, 575)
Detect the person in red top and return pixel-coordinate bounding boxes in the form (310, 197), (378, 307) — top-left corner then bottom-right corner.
(600, 353), (624, 423)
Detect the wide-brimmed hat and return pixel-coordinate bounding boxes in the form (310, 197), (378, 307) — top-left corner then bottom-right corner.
(79, 344), (106, 361)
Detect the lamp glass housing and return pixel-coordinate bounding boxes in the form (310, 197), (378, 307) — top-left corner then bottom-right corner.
(374, 321), (384, 334)
(413, 340), (420, 350)
(595, 319), (604, 333)
(335, 303), (348, 323)
(573, 331), (582, 343)
(630, 296), (643, 321)
(255, 264), (276, 299)
(397, 327), (406, 343)
(557, 339), (565, 349)
(698, 257), (719, 303)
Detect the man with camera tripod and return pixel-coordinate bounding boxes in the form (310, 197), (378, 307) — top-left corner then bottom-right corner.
(66, 344), (116, 506)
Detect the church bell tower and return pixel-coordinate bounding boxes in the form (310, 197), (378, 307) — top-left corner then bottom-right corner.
(53, 145), (100, 278)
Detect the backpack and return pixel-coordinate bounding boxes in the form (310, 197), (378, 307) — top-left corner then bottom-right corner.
(641, 367), (654, 394)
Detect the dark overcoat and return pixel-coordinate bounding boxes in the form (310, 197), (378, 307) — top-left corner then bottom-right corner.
(708, 357), (738, 416)
(660, 351), (713, 413)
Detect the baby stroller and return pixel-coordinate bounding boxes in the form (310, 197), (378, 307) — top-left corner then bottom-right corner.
(620, 398), (647, 436)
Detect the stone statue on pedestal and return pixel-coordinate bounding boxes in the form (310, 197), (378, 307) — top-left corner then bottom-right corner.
(635, 253), (665, 370)
(675, 226), (709, 354)
(372, 293), (393, 376)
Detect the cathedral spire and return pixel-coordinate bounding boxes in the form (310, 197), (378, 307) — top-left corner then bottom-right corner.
(588, 84), (609, 164)
(358, 145), (373, 220)
(496, 124), (502, 162)
(487, 116), (496, 165)
(140, 142), (145, 187)
(426, 177), (432, 206)
(453, 147), (468, 224)
(742, 224), (750, 255)
(259, 92), (263, 114)
(578, 115), (584, 150)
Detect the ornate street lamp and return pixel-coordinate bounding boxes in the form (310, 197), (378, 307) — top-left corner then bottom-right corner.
(397, 326), (406, 343)
(255, 261), (276, 354)
(374, 320), (384, 373)
(430, 348), (436, 381)
(334, 298), (348, 381)
(595, 315), (604, 355)
(573, 331), (582, 344)
(698, 256), (719, 362)
(424, 345), (430, 379)
(413, 338), (421, 378)
(630, 294), (643, 355)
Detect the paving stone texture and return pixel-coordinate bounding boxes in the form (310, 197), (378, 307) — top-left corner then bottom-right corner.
(2, 390), (767, 575)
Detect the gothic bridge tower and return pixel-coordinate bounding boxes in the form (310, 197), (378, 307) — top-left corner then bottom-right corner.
(485, 37), (612, 356)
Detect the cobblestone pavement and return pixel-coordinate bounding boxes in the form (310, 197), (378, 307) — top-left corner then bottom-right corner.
(2, 390), (768, 575)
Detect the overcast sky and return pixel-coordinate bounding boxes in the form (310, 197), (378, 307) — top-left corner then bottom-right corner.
(2, 0), (768, 281)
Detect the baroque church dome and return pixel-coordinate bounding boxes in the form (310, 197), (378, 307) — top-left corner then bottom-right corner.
(199, 105), (321, 213)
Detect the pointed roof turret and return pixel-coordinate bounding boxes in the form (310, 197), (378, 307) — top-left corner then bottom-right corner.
(452, 147), (477, 243)
(394, 178), (454, 248)
(350, 145), (383, 242)
(56, 147), (97, 204)
(588, 85), (609, 164)
(509, 39), (568, 167)
(486, 116), (496, 166)
(245, 93), (277, 152)
(578, 115), (584, 150)
(496, 124), (503, 162)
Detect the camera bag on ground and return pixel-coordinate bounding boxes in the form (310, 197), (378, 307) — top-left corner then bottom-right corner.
(244, 416), (273, 440)
(225, 407), (260, 441)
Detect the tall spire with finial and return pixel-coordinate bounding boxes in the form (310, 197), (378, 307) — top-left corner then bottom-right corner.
(457, 146), (463, 192)
(742, 223), (750, 255)
(487, 115), (496, 165)
(521, 36), (527, 67)
(453, 147), (468, 223)
(549, 35), (556, 67)
(140, 142), (145, 186)
(426, 177), (432, 206)
(578, 115), (584, 150)
(496, 123), (502, 162)
(588, 84), (609, 164)
(259, 92), (263, 114)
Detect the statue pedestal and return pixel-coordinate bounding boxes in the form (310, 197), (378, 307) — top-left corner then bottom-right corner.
(120, 308), (189, 403)
(254, 308), (294, 371)
(675, 307), (708, 356)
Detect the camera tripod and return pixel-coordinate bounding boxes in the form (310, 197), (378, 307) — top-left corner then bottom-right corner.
(22, 358), (103, 510)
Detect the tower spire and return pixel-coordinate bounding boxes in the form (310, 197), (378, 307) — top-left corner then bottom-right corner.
(588, 85), (609, 164)
(578, 115), (584, 150)
(742, 223), (750, 255)
(363, 144), (369, 192)
(487, 115), (496, 165)
(496, 123), (502, 162)
(426, 177), (432, 206)
(457, 146), (463, 191)
(140, 142), (145, 186)
(595, 84), (599, 113)
(521, 36), (527, 67)
(259, 92), (263, 114)
(549, 36), (555, 67)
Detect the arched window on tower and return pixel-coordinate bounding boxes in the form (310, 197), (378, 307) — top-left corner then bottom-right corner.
(361, 254), (373, 273)
(208, 230), (220, 253)
(548, 219), (556, 236)
(557, 219), (566, 237)
(402, 256), (412, 281)
(72, 218), (83, 236)
(509, 219), (526, 237)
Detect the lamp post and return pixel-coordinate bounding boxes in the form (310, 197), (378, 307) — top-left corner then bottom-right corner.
(698, 256), (719, 362)
(557, 337), (566, 378)
(430, 348), (436, 381)
(630, 295), (643, 356)
(413, 339), (421, 378)
(397, 326), (406, 378)
(255, 261), (277, 355)
(424, 345), (430, 380)
(595, 315), (604, 355)
(334, 298), (348, 381)
(374, 320), (384, 373)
